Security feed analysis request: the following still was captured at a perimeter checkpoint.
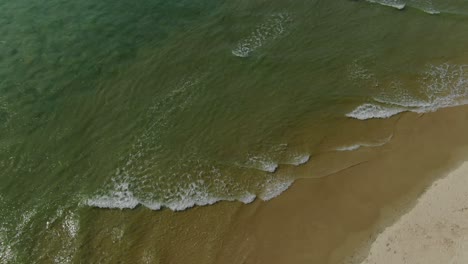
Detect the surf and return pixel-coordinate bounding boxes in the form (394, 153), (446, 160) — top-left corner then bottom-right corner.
(85, 176), (295, 211)
(347, 64), (468, 120)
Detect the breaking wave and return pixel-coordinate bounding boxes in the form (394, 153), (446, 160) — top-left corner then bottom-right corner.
(336, 134), (393, 151)
(366, 0), (441, 14)
(367, 0), (406, 10)
(347, 64), (468, 120)
(85, 175), (294, 211)
(244, 155), (279, 173)
(286, 154), (311, 166)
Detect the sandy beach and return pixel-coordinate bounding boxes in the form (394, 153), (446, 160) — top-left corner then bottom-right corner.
(4, 1), (468, 262)
(204, 104), (468, 264)
(359, 161), (468, 264)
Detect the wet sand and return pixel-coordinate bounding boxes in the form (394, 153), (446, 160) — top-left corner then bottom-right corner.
(210, 104), (468, 264)
(80, 103), (468, 264)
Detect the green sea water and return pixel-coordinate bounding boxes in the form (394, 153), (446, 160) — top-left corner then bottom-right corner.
(2, 0), (468, 262)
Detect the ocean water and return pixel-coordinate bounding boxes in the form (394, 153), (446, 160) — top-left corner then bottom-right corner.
(2, 0), (468, 262)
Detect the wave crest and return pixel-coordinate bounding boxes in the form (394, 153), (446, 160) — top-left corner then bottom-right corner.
(85, 175), (294, 211)
(347, 64), (468, 120)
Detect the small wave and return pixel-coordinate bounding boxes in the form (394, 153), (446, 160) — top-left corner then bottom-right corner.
(86, 182), (139, 210)
(408, 0), (440, 14)
(85, 176), (294, 212)
(140, 193), (256, 211)
(336, 135), (393, 151)
(336, 144), (361, 152)
(259, 178), (294, 201)
(420, 8), (440, 14)
(232, 13), (291, 57)
(346, 103), (406, 120)
(285, 154), (310, 166)
(366, 0), (406, 10)
(244, 155), (278, 172)
(366, 0), (442, 14)
(347, 64), (468, 120)
(86, 191), (253, 212)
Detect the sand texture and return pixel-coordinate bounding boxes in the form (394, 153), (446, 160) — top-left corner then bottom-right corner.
(360, 162), (468, 264)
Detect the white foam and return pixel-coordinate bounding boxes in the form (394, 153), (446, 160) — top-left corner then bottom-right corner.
(245, 156), (278, 172)
(86, 175), (293, 212)
(0, 227), (14, 263)
(63, 213), (79, 239)
(336, 144), (362, 152)
(15, 209), (36, 240)
(86, 175), (263, 212)
(336, 135), (393, 151)
(367, 0), (406, 10)
(347, 64), (468, 120)
(88, 192), (259, 212)
(48, 210), (81, 264)
(86, 182), (139, 209)
(141, 192), (257, 212)
(408, 0), (440, 14)
(346, 103), (406, 120)
(420, 8), (440, 14)
(286, 154), (311, 166)
(259, 178), (294, 201)
(232, 13), (291, 57)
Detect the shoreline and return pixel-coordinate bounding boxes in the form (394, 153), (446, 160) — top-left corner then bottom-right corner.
(77, 103), (468, 264)
(208, 103), (468, 264)
(358, 161), (468, 264)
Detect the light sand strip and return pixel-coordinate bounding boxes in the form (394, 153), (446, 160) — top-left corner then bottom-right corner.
(360, 162), (468, 264)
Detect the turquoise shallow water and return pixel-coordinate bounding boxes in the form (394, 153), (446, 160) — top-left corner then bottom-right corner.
(2, 0), (468, 262)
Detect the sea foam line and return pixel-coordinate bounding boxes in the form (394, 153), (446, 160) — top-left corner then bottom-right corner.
(85, 177), (294, 212)
(336, 135), (393, 151)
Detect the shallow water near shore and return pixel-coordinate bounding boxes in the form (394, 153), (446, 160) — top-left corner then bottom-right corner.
(2, 0), (468, 263)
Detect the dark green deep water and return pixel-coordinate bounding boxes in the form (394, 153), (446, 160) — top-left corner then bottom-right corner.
(2, 0), (468, 262)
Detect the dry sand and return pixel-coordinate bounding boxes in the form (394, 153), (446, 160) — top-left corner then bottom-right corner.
(360, 162), (468, 264)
